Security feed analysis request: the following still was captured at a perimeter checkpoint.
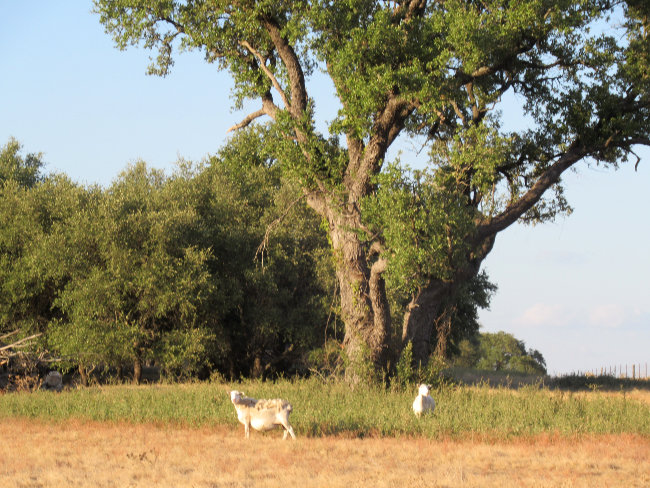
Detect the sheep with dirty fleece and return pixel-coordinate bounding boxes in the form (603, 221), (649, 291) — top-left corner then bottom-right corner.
(412, 384), (435, 417)
(229, 390), (296, 440)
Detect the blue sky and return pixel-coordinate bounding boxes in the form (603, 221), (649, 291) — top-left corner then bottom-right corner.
(2, 2), (648, 376)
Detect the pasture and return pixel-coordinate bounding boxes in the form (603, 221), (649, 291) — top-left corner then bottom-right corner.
(1, 379), (649, 486)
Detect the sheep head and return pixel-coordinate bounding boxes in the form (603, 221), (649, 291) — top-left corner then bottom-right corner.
(230, 390), (243, 404)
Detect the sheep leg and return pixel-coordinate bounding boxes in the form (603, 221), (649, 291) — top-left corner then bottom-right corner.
(281, 422), (296, 440)
(244, 421), (251, 439)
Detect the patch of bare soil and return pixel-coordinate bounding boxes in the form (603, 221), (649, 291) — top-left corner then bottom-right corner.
(1, 419), (648, 487)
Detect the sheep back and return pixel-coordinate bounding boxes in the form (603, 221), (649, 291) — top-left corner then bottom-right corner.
(255, 398), (292, 413)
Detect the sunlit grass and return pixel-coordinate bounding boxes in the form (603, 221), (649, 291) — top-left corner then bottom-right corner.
(1, 378), (648, 439)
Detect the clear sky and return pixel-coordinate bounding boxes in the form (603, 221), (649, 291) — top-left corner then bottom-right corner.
(2, 2), (648, 376)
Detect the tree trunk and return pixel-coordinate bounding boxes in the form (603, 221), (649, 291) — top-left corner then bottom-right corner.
(133, 357), (142, 385)
(78, 364), (89, 387)
(252, 355), (263, 379)
(330, 222), (391, 384)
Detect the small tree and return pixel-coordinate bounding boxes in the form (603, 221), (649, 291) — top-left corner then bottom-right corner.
(0, 163), (90, 340)
(48, 163), (214, 383)
(454, 331), (547, 375)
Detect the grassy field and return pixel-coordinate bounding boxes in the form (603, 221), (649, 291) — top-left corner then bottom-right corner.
(1, 378), (648, 439)
(1, 379), (648, 487)
(1, 419), (648, 488)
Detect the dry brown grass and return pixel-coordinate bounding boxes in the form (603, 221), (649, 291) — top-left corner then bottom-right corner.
(1, 418), (648, 488)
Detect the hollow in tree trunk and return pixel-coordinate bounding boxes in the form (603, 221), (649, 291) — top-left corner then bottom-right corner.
(402, 280), (456, 364)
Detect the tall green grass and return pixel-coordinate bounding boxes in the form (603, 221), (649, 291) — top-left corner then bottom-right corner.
(1, 379), (648, 439)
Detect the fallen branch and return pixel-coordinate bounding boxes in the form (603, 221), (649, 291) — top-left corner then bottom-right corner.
(0, 333), (43, 353)
(0, 330), (20, 342)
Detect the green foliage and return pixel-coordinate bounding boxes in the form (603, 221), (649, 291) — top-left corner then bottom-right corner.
(0, 163), (91, 339)
(394, 341), (449, 390)
(453, 331), (547, 375)
(395, 341), (416, 387)
(363, 162), (476, 296)
(189, 126), (335, 378)
(44, 162), (215, 377)
(0, 137), (45, 189)
(444, 272), (498, 355)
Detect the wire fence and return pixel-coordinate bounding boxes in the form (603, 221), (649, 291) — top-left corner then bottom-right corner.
(580, 363), (649, 380)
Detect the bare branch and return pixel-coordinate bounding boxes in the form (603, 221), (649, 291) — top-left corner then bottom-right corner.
(632, 149), (642, 171)
(227, 90), (281, 133)
(0, 333), (43, 353)
(239, 40), (291, 110)
(0, 330), (20, 342)
(255, 193), (308, 268)
(227, 108), (267, 133)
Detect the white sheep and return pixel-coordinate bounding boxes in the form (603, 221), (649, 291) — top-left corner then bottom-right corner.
(412, 383), (435, 417)
(229, 390), (296, 440)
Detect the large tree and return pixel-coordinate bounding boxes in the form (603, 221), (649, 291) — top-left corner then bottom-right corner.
(95, 0), (650, 381)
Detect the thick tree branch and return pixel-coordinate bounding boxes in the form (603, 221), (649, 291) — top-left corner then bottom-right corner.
(476, 142), (586, 240)
(227, 92), (281, 132)
(349, 94), (415, 200)
(262, 17), (308, 117)
(227, 108), (266, 133)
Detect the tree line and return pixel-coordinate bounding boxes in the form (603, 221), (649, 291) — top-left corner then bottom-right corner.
(1, 132), (340, 383)
(1, 134), (546, 384)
